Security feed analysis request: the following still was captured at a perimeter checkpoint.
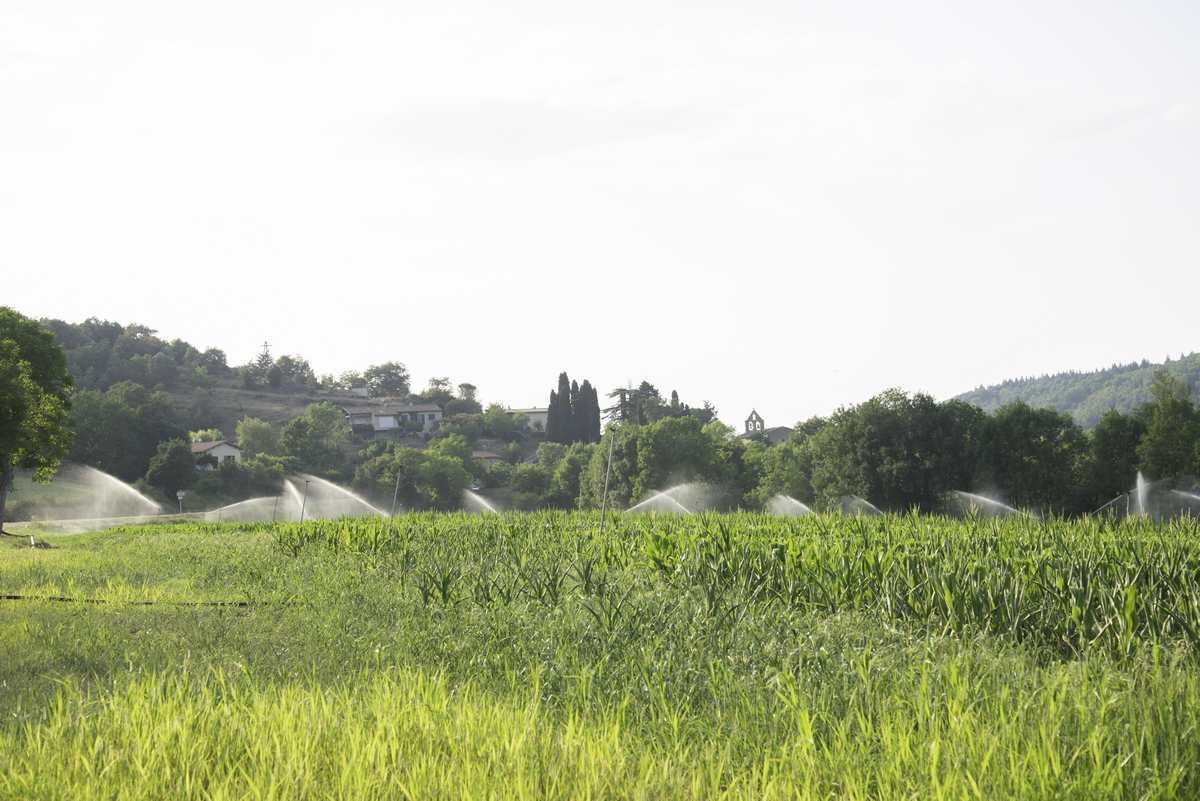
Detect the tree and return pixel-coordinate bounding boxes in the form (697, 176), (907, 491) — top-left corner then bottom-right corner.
(280, 402), (351, 475)
(547, 373), (574, 444)
(266, 364), (283, 388)
(577, 381), (601, 443)
(254, 342), (273, 375)
(428, 433), (472, 468)
(418, 376), (453, 406)
(0, 310), (74, 532)
(67, 383), (184, 481)
(353, 445), (470, 511)
(198, 348), (229, 375)
(189, 428), (224, 443)
(236, 417), (279, 459)
(144, 438), (196, 498)
(803, 390), (988, 512)
(1085, 410), (1146, 507)
(545, 373), (601, 445)
(364, 362), (411, 397)
(1136, 371), (1200, 480)
(457, 383), (478, 403)
(337, 370), (366, 391)
(979, 401), (1087, 512)
(274, 355), (315, 387)
(481, 404), (525, 441)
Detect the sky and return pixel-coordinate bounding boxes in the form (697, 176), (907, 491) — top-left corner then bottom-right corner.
(3, 0), (1198, 428)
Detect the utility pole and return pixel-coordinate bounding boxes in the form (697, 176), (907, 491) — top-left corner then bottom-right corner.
(391, 469), (403, 517)
(299, 480), (310, 524)
(598, 427), (616, 536)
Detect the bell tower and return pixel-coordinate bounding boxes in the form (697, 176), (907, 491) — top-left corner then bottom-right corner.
(745, 409), (765, 434)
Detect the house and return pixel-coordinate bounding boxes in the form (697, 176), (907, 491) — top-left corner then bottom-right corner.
(738, 410), (793, 445)
(472, 450), (506, 469)
(191, 440), (242, 470)
(508, 407), (549, 432)
(345, 403), (444, 436)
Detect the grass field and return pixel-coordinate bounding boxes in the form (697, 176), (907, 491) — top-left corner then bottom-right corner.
(3, 512), (1200, 799)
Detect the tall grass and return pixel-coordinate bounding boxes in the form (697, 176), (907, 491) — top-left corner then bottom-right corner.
(3, 650), (1198, 800)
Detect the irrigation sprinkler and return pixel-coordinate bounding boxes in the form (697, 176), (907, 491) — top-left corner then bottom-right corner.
(176, 490), (185, 515)
(1091, 494), (1127, 517)
(298, 480), (310, 524)
(391, 470), (403, 517)
(598, 428), (616, 535)
(271, 495), (279, 523)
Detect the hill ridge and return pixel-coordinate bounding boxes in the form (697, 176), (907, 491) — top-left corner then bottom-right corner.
(955, 352), (1200, 427)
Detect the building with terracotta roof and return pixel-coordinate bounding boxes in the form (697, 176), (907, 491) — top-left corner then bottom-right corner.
(191, 440), (242, 470)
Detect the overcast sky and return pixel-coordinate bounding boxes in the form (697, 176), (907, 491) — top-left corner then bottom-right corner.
(3, 1), (1198, 427)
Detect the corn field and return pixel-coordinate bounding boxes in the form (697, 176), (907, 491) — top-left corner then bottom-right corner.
(259, 511), (1200, 658)
(6, 513), (1200, 798)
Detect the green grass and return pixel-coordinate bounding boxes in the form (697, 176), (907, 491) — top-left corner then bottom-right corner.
(3, 513), (1200, 798)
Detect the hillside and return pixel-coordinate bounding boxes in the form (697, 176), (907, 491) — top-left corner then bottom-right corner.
(955, 353), (1200, 427)
(37, 316), (457, 440)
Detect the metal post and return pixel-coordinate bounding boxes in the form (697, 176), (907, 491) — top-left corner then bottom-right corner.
(299, 480), (310, 524)
(391, 469), (403, 517)
(272, 495), (279, 523)
(598, 427), (616, 535)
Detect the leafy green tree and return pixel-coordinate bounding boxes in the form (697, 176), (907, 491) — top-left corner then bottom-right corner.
(0, 310), (74, 530)
(748, 434), (815, 508)
(144, 438), (196, 498)
(548, 442), (595, 507)
(579, 423), (640, 509)
(274, 355), (315, 387)
(481, 404), (525, 441)
(418, 376), (453, 406)
(444, 395), (483, 416)
(1085, 410), (1146, 506)
(980, 401), (1088, 512)
(198, 348), (228, 375)
(266, 364), (283, 388)
(68, 383), (185, 481)
(236, 417), (279, 459)
(147, 351), (178, 386)
(353, 445), (470, 511)
(281, 402), (351, 475)
(337, 371), (366, 391)
(1136, 372), (1200, 479)
(189, 428), (224, 443)
(806, 390), (988, 512)
(511, 462), (553, 507)
(428, 434), (472, 469)
(364, 362), (411, 397)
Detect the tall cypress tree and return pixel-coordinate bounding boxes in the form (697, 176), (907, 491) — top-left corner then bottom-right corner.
(554, 372), (573, 444)
(569, 380), (582, 443)
(581, 380), (601, 443)
(544, 373), (603, 444)
(546, 389), (560, 442)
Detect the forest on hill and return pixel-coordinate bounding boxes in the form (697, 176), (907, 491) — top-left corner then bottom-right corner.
(956, 352), (1200, 427)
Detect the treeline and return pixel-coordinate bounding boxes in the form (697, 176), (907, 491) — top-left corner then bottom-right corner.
(449, 372), (1200, 515)
(39, 316), (477, 403)
(957, 352), (1200, 427)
